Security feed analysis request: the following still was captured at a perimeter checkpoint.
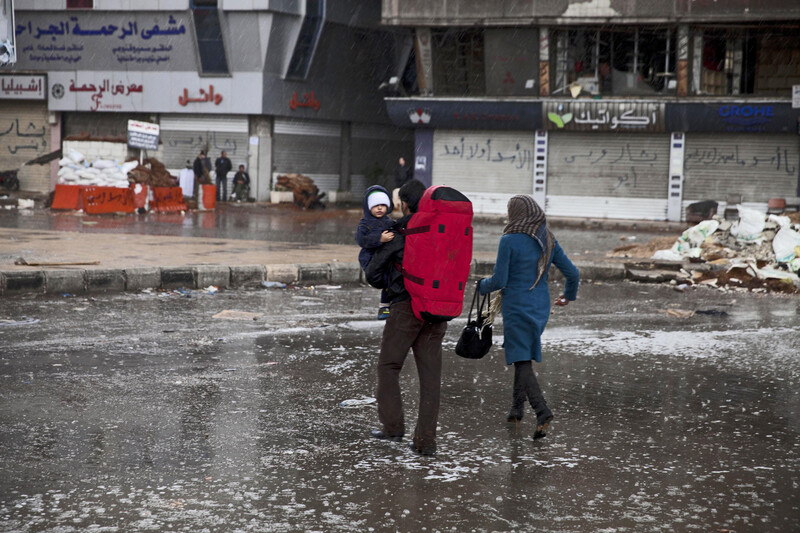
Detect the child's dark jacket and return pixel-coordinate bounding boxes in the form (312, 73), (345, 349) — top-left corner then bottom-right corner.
(356, 184), (395, 270)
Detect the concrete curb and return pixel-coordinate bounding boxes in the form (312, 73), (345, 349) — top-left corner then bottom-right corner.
(0, 259), (629, 296)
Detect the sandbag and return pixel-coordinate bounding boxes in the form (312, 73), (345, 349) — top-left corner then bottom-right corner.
(773, 226), (800, 263)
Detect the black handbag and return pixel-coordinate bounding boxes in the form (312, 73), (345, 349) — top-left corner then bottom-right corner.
(455, 282), (493, 359)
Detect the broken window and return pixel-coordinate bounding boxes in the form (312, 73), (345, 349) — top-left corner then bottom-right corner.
(286, 0), (325, 80)
(431, 28), (485, 96)
(192, 0), (229, 75)
(552, 27), (676, 96)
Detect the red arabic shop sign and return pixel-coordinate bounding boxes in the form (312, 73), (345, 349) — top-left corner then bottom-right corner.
(68, 78), (143, 111)
(178, 85), (222, 106)
(289, 91), (320, 111)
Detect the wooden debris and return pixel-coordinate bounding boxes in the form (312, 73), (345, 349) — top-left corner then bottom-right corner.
(275, 173), (326, 209)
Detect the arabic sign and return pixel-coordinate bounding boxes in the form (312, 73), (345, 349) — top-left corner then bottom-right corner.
(0, 115), (48, 155)
(48, 71), (262, 114)
(179, 85), (223, 106)
(665, 103), (800, 133)
(385, 99), (543, 130)
(0, 75), (46, 100)
(12, 13), (192, 70)
(289, 91), (320, 111)
(543, 101), (664, 132)
(127, 120), (159, 151)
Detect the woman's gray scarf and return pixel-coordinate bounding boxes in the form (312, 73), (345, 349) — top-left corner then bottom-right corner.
(503, 195), (555, 289)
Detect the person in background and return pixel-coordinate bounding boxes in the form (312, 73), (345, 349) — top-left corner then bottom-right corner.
(231, 164), (250, 202)
(479, 195), (580, 441)
(392, 156), (412, 213)
(192, 151), (210, 199)
(214, 151), (233, 202)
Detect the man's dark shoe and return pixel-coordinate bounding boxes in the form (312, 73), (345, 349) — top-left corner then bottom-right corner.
(407, 442), (435, 456)
(370, 430), (402, 442)
(533, 415), (554, 440)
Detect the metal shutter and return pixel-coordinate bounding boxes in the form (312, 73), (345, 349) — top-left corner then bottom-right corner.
(433, 130), (535, 214)
(350, 122), (413, 195)
(159, 115), (249, 171)
(273, 118), (342, 191)
(0, 102), (51, 193)
(546, 132), (670, 219)
(683, 133), (800, 203)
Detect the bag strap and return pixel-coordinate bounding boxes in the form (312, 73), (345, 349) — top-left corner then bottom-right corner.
(467, 280), (481, 322)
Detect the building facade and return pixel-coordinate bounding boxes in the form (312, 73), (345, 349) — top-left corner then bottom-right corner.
(1, 0), (413, 200)
(381, 0), (800, 220)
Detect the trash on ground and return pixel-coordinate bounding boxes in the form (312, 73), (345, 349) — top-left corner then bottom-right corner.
(611, 208), (800, 294)
(212, 310), (264, 320)
(261, 281), (286, 289)
(338, 397), (377, 408)
(202, 285), (218, 294)
(695, 309), (729, 317)
(0, 317), (40, 326)
(14, 257), (100, 267)
(664, 309), (695, 318)
(17, 199), (34, 209)
(313, 285), (342, 290)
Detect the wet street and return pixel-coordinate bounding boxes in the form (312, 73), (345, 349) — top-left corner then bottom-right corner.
(1, 282), (798, 532)
(0, 203), (670, 259)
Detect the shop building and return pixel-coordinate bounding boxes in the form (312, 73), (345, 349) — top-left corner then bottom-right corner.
(2, 0), (412, 200)
(380, 0), (800, 220)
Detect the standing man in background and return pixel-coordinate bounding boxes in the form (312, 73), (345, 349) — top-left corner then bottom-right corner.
(215, 150), (233, 202)
(392, 156), (412, 213)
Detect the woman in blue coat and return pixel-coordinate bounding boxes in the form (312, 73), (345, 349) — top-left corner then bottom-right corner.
(479, 195), (579, 440)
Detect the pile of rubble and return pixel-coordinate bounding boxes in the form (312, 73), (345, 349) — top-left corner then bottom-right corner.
(275, 173), (325, 209)
(127, 158), (178, 188)
(611, 208), (800, 294)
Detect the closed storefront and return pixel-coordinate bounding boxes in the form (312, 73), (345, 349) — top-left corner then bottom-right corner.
(0, 101), (51, 193)
(160, 115), (250, 173)
(432, 130), (535, 214)
(273, 118), (342, 193)
(546, 132), (671, 219)
(0, 75), (51, 193)
(683, 133), (800, 204)
(64, 112), (150, 140)
(350, 122), (413, 196)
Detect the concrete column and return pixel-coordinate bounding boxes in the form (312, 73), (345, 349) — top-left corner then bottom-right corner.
(692, 31), (703, 95)
(340, 121), (351, 193)
(413, 129), (433, 187)
(731, 37), (743, 95)
(49, 112), (61, 191)
(677, 25), (689, 97)
(249, 115), (272, 202)
(539, 27), (550, 97)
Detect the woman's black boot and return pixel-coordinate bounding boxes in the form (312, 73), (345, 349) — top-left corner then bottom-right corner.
(507, 363), (527, 423)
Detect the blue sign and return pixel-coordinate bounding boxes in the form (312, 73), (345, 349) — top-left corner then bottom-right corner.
(667, 103), (799, 133)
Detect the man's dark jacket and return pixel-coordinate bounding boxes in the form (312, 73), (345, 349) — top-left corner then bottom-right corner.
(215, 156), (232, 178)
(365, 214), (413, 304)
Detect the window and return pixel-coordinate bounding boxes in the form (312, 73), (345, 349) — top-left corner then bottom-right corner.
(191, 0), (228, 74)
(67, 0), (93, 8)
(431, 28), (485, 96)
(286, 0), (325, 79)
(553, 27), (676, 96)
